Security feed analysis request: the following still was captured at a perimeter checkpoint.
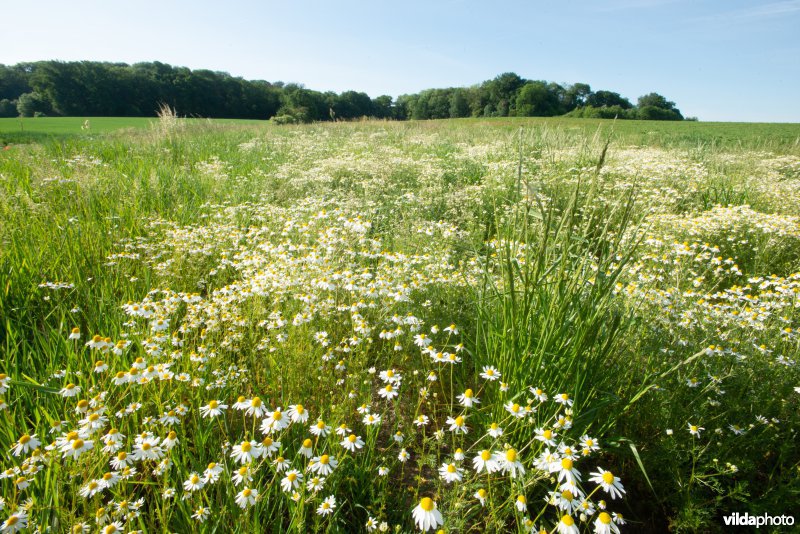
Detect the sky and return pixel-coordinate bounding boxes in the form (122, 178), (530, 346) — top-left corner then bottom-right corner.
(1, 0), (799, 122)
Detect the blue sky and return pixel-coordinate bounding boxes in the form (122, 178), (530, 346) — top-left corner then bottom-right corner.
(1, 0), (799, 122)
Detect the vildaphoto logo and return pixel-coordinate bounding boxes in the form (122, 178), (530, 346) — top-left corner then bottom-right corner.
(723, 512), (795, 528)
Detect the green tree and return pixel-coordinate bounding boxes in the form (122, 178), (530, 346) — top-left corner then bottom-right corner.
(586, 90), (632, 109)
(16, 92), (52, 117)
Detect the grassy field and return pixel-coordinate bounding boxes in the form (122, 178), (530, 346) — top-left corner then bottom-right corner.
(0, 118), (798, 533)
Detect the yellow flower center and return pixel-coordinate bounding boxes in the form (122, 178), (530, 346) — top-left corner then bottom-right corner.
(543, 429), (553, 440)
(561, 458), (573, 470)
(208, 400), (218, 409)
(561, 515), (574, 526)
(420, 497), (435, 512)
(251, 397), (262, 407)
(561, 490), (574, 501)
(602, 471), (615, 484)
(77, 400), (89, 409)
(599, 512), (612, 525)
(447, 464), (456, 473)
(303, 438), (312, 448)
(208, 462), (216, 470)
(464, 389), (473, 398)
(288, 472), (297, 481)
(481, 450), (491, 461)
(317, 421), (326, 429)
(517, 495), (526, 503)
(241, 442), (252, 452)
(348, 434), (357, 443)
(263, 437), (273, 446)
(117, 452), (127, 460)
(455, 416), (464, 426)
(190, 475), (199, 484)
(142, 442), (151, 451)
(168, 431), (177, 440)
(243, 488), (252, 497)
(238, 466), (248, 475)
(512, 403), (520, 412)
(386, 370), (394, 377)
(273, 410), (282, 420)
(295, 404), (304, 413)
(19, 434), (31, 444)
(385, 384), (393, 392)
(506, 449), (517, 462)
(320, 454), (330, 464)
(72, 439), (84, 450)
(477, 489), (487, 498)
(90, 413), (100, 421)
(690, 425), (698, 432)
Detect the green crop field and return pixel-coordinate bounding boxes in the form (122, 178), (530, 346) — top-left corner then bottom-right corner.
(0, 117), (799, 533)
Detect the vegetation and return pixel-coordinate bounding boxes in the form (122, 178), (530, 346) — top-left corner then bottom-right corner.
(1, 62), (686, 122)
(0, 118), (798, 532)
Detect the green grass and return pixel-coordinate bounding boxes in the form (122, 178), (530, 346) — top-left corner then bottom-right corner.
(0, 118), (798, 533)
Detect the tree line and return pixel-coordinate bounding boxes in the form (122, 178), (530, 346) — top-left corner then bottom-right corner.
(0, 61), (688, 122)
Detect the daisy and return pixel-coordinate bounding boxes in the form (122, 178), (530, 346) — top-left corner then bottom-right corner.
(439, 462), (463, 483)
(110, 451), (129, 470)
(589, 469), (625, 499)
(379, 369), (402, 384)
(79, 480), (103, 498)
(475, 488), (488, 506)
(287, 404), (309, 423)
(414, 415), (429, 427)
(235, 487), (258, 509)
(454, 448), (465, 461)
(163, 431), (178, 450)
(199, 400), (227, 418)
(203, 462), (224, 484)
(580, 435), (600, 455)
(309, 454), (337, 476)
(336, 423), (352, 436)
(317, 495), (336, 516)
(446, 415), (468, 434)
(11, 434), (40, 457)
(457, 389), (480, 408)
(340, 434), (365, 452)
(534, 427), (557, 447)
(480, 366), (500, 381)
(69, 327), (81, 340)
(281, 469), (303, 492)
(412, 497), (443, 532)
(366, 516), (378, 531)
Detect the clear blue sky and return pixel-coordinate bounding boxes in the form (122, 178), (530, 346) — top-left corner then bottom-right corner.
(1, 0), (799, 122)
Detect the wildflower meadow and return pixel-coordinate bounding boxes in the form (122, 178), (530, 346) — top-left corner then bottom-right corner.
(0, 118), (798, 532)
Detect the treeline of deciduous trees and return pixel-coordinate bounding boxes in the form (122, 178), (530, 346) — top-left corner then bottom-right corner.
(0, 61), (688, 122)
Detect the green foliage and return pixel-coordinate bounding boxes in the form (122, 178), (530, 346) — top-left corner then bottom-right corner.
(16, 92), (52, 117)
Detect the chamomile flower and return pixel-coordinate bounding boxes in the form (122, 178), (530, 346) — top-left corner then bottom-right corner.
(287, 404), (309, 423)
(299, 438), (314, 458)
(475, 488), (488, 506)
(505, 402), (525, 418)
(340, 434), (365, 452)
(487, 422), (503, 438)
(310, 420), (331, 437)
(495, 448), (525, 478)
(457, 389), (480, 408)
(60, 383), (81, 398)
(438, 462), (463, 483)
(309, 454), (337, 476)
(245, 397), (267, 418)
(261, 407), (289, 434)
(232, 465), (253, 486)
(687, 423), (704, 437)
(306, 476), (325, 492)
(261, 437), (280, 457)
(2, 510), (28, 533)
(273, 456), (290, 472)
(192, 507), (210, 523)
(183, 472), (205, 492)
(534, 427), (557, 446)
(235, 487), (258, 509)
(281, 469), (303, 492)
(317, 495), (336, 516)
(589, 469), (625, 499)
(555, 457), (581, 484)
(362, 413), (381, 426)
(515, 495), (527, 512)
(11, 434), (40, 457)
(594, 512), (620, 534)
(230, 440), (262, 464)
(446, 415), (468, 434)
(554, 393), (573, 407)
(412, 497), (443, 532)
(556, 514), (579, 534)
(379, 369), (402, 384)
(480, 366), (501, 381)
(398, 448), (410, 463)
(378, 383), (399, 400)
(62, 437), (93, 460)
(199, 400), (227, 418)
(473, 450), (498, 473)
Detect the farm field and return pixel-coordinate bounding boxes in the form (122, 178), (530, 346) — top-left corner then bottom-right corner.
(0, 118), (799, 533)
